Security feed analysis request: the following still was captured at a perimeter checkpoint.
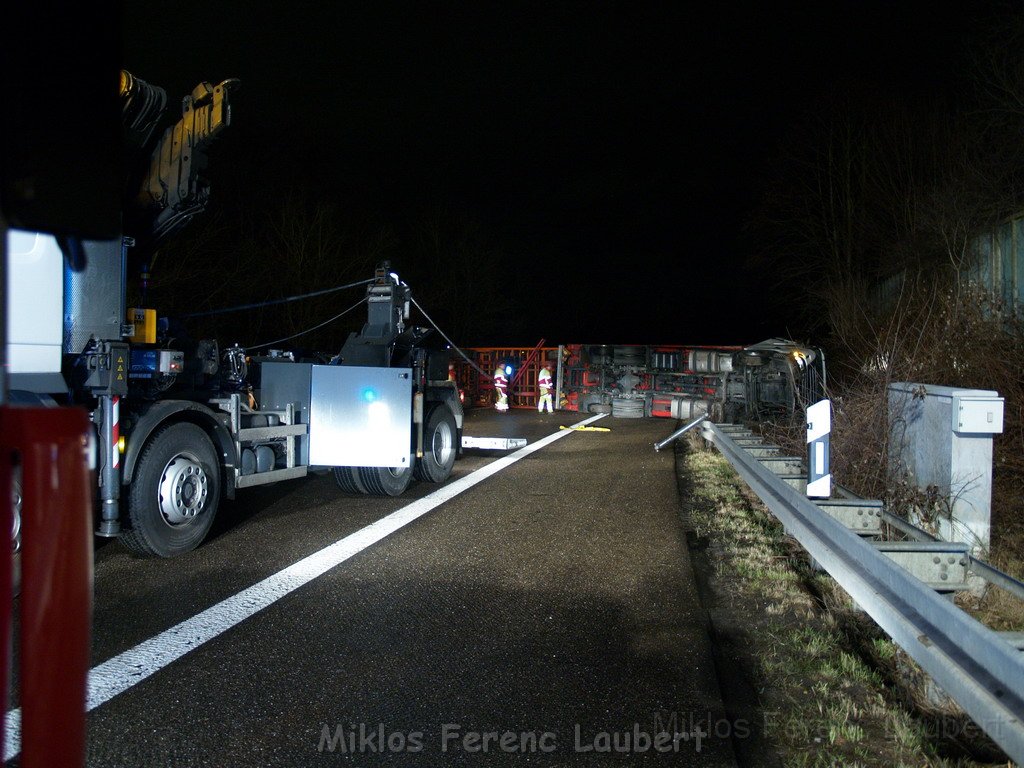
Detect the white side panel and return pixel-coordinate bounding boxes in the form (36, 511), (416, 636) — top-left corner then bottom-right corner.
(6, 230), (64, 374)
(308, 366), (413, 468)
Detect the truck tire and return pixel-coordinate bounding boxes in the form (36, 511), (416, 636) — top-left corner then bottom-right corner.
(11, 475), (21, 555)
(12, 475), (21, 597)
(611, 397), (644, 418)
(121, 422), (220, 557)
(332, 466), (367, 494)
(357, 462), (414, 496)
(413, 404), (457, 483)
(613, 346), (644, 365)
(426, 383), (464, 454)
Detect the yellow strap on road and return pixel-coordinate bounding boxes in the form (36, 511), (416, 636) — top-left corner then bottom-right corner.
(559, 425), (611, 432)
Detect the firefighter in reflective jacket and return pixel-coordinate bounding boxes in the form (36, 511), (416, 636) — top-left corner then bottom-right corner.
(537, 365), (554, 413)
(493, 364), (509, 411)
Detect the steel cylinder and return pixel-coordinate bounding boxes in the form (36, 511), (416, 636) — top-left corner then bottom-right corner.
(671, 397), (710, 420)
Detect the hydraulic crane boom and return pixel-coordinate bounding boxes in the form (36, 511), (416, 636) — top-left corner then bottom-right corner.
(120, 70), (240, 250)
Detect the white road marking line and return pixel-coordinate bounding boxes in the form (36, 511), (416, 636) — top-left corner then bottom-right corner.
(3, 413), (607, 761)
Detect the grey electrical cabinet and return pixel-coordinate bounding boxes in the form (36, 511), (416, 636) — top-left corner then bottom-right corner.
(889, 383), (1004, 555)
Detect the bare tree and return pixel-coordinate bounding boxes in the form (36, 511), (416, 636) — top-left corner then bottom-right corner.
(143, 190), (395, 352)
(403, 204), (515, 345)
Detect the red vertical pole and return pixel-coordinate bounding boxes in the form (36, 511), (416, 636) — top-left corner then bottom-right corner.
(508, 340), (547, 408)
(2, 407), (93, 768)
(508, 339), (546, 391)
(0, 415), (11, 759)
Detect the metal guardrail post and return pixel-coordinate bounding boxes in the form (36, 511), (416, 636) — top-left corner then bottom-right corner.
(873, 505), (1024, 603)
(652, 414), (707, 452)
(702, 421), (1024, 764)
(967, 558), (1024, 603)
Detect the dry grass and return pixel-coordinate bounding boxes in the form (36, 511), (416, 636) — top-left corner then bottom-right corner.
(831, 282), (1023, 552)
(682, 440), (1013, 767)
(763, 280), (1024, 631)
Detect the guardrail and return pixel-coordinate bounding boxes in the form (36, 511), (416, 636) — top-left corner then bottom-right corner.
(697, 421), (1024, 764)
(863, 494), (1024, 604)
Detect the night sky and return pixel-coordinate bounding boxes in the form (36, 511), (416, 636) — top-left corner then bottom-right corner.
(121, 1), (997, 348)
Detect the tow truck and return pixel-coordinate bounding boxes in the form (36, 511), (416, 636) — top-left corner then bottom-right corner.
(7, 71), (464, 557)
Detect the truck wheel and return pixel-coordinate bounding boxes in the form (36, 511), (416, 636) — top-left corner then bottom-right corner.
(12, 475), (21, 597)
(332, 466), (367, 494)
(414, 404), (457, 483)
(121, 423), (220, 557)
(357, 462), (413, 496)
(12, 475), (21, 555)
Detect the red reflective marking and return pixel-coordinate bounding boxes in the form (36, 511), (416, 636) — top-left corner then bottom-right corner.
(112, 397), (120, 469)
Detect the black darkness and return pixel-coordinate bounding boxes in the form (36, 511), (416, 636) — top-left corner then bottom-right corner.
(122, 1), (992, 348)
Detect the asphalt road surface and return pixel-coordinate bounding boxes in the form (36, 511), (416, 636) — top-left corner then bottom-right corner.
(17, 410), (740, 766)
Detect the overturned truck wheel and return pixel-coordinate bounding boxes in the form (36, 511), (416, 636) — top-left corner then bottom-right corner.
(611, 397), (644, 419)
(414, 404), (457, 483)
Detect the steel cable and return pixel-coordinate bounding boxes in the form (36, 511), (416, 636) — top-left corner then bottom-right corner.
(245, 296), (367, 352)
(182, 277), (375, 319)
(409, 296), (490, 379)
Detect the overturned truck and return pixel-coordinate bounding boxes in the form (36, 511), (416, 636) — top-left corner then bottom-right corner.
(455, 339), (825, 422)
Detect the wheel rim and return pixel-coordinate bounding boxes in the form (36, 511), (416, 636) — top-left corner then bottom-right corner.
(386, 465), (407, 479)
(158, 453), (210, 526)
(431, 421), (454, 466)
(12, 481), (21, 554)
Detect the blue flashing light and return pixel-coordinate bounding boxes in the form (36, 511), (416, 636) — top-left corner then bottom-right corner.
(362, 387), (377, 403)
(504, 365), (513, 376)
